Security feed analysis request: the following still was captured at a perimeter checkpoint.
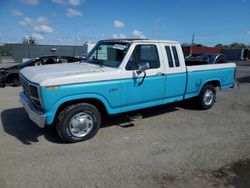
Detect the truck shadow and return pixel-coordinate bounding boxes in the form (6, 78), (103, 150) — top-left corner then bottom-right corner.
(1, 103), (192, 145)
(102, 104), (179, 128)
(1, 108), (62, 145)
(237, 76), (250, 84)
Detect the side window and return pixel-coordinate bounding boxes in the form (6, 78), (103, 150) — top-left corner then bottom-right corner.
(171, 46), (180, 67)
(165, 46), (174, 68)
(126, 45), (160, 70)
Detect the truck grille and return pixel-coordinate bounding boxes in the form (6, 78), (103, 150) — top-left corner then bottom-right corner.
(19, 74), (42, 110)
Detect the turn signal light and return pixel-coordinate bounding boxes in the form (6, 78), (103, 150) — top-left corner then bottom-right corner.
(46, 86), (60, 90)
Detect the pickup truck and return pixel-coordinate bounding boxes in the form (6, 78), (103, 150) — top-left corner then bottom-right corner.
(19, 39), (236, 142)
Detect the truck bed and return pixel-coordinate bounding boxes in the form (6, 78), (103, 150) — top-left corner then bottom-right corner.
(184, 63), (235, 99)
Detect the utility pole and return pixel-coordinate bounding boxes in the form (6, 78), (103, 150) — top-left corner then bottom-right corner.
(192, 33), (195, 45)
(190, 33), (195, 55)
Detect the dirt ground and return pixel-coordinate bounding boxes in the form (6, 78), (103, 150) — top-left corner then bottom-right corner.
(0, 66), (250, 188)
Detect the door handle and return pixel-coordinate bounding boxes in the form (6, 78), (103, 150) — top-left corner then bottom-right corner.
(156, 72), (165, 76)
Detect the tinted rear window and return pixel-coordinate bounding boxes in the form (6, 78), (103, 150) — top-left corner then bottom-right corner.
(172, 46), (180, 67)
(165, 46), (174, 68)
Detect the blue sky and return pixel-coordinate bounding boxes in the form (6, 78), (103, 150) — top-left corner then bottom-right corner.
(0, 0), (249, 46)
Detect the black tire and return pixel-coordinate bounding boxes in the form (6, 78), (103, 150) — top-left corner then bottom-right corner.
(56, 103), (101, 143)
(197, 84), (216, 110)
(12, 78), (20, 87)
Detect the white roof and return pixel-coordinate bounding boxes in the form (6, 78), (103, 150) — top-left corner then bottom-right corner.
(100, 39), (179, 44)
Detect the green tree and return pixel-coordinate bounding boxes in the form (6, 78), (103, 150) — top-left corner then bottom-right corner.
(229, 42), (247, 49)
(214, 44), (225, 48)
(22, 36), (37, 45)
(193, 43), (205, 47)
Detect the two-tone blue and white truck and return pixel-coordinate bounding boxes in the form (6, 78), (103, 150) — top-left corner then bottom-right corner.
(19, 39), (236, 142)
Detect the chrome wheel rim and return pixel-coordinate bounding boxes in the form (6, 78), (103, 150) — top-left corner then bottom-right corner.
(69, 112), (94, 138)
(204, 90), (214, 106)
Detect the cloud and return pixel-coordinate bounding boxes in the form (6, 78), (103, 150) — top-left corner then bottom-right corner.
(132, 30), (145, 39)
(12, 9), (24, 16)
(68, 0), (82, 5)
(19, 16), (46, 27)
(19, 16), (54, 34)
(112, 33), (126, 39)
(66, 8), (83, 17)
(52, 0), (83, 6)
(31, 33), (44, 40)
(247, 31), (250, 36)
(21, 0), (39, 6)
(114, 20), (125, 28)
(34, 25), (53, 33)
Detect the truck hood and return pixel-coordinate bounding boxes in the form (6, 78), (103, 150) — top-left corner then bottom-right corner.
(20, 62), (119, 86)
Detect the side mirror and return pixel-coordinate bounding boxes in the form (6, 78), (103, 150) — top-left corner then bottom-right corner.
(137, 62), (150, 74)
(136, 62), (149, 86)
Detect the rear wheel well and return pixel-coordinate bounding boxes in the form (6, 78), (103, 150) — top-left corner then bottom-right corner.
(53, 98), (108, 125)
(203, 80), (221, 89)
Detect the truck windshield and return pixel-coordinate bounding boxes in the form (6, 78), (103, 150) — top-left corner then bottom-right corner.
(85, 42), (130, 68)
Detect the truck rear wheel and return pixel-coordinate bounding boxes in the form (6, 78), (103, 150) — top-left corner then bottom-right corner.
(197, 84), (216, 110)
(56, 103), (101, 143)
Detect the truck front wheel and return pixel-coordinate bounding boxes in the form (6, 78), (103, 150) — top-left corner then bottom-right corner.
(56, 103), (101, 143)
(197, 84), (216, 110)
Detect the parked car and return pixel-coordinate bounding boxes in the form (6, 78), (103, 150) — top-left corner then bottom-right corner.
(0, 56), (82, 87)
(19, 39), (236, 143)
(185, 53), (227, 66)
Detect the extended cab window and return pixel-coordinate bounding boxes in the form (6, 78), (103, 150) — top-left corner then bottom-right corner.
(165, 46), (174, 68)
(126, 45), (160, 70)
(165, 46), (180, 68)
(172, 46), (180, 67)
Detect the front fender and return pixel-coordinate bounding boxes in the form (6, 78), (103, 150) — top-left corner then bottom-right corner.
(45, 93), (120, 125)
(40, 80), (123, 125)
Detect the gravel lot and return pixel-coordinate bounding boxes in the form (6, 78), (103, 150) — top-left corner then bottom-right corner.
(0, 65), (250, 188)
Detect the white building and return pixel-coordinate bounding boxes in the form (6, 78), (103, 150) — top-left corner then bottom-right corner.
(82, 42), (95, 57)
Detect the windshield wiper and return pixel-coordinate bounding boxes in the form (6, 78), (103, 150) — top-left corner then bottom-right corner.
(86, 59), (103, 68)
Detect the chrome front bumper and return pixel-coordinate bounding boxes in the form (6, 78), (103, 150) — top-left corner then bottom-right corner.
(19, 92), (46, 128)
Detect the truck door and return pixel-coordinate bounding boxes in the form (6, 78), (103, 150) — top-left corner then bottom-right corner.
(162, 45), (187, 103)
(122, 44), (166, 111)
